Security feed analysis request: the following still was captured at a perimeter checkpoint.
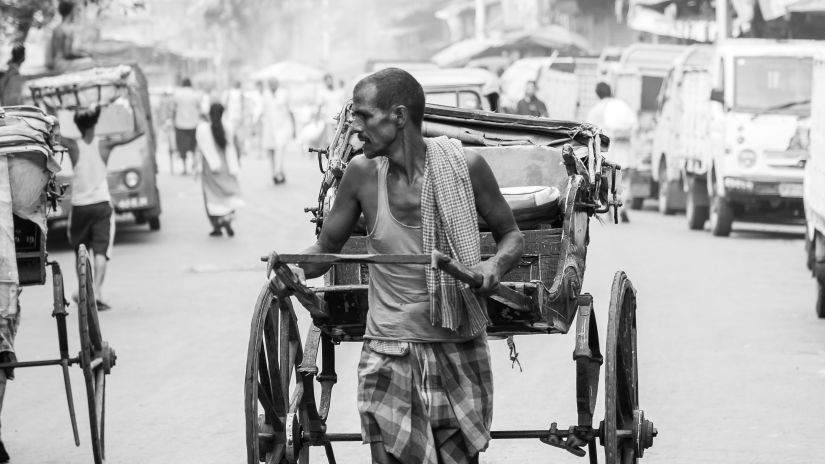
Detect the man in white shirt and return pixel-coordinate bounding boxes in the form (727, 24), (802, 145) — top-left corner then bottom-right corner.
(63, 107), (141, 310)
(172, 78), (203, 175)
(260, 79), (294, 184)
(587, 82), (638, 223)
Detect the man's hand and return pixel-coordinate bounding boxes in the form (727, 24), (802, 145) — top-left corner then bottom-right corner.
(267, 252), (306, 295)
(469, 259), (501, 297)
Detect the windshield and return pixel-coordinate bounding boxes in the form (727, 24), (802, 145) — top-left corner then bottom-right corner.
(734, 56), (812, 115)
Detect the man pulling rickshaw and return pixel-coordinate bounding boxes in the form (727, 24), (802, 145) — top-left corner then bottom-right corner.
(281, 67), (524, 463)
(253, 65), (659, 464)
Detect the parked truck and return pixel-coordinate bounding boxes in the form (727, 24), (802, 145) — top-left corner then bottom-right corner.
(650, 45), (714, 215)
(804, 53), (825, 317)
(683, 39), (822, 236)
(609, 43), (689, 209)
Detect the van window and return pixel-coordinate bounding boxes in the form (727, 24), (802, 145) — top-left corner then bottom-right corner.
(641, 75), (664, 111)
(426, 91), (482, 110)
(733, 56), (812, 115)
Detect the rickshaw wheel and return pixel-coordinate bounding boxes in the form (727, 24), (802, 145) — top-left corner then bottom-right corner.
(78, 245), (115, 464)
(245, 284), (309, 464)
(601, 271), (647, 464)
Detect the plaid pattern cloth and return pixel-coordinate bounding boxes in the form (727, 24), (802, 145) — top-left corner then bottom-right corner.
(358, 337), (493, 464)
(0, 312), (20, 379)
(422, 136), (489, 338)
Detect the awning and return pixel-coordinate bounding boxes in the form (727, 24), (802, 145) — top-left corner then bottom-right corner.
(431, 25), (591, 67)
(504, 25), (591, 53)
(431, 38), (502, 67)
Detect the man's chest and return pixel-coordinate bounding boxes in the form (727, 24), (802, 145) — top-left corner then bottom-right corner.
(361, 171), (423, 229)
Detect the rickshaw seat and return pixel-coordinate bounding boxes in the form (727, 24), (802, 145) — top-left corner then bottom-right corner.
(466, 145), (569, 229)
(479, 185), (561, 230)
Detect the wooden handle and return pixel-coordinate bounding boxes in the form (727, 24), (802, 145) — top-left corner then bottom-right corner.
(430, 250), (483, 287)
(261, 253), (431, 265)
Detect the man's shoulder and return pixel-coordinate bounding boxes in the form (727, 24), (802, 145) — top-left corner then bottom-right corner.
(347, 154), (378, 175)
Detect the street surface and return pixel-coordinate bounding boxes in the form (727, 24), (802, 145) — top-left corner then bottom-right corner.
(5, 148), (824, 464)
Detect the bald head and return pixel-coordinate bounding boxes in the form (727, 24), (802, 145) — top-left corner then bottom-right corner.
(354, 68), (425, 129)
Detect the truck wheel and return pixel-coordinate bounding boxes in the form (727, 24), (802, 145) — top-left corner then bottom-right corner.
(630, 197), (645, 210)
(709, 195), (733, 237)
(148, 216), (161, 231)
(685, 179), (709, 230)
(816, 281), (825, 319)
(657, 163), (675, 215)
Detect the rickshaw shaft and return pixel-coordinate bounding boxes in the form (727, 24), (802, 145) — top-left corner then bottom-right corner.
(317, 428), (618, 443)
(0, 356), (80, 369)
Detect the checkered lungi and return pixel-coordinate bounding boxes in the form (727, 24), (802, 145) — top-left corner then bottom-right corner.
(358, 336), (493, 464)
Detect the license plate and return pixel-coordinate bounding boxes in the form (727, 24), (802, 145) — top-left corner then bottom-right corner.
(779, 183), (803, 198)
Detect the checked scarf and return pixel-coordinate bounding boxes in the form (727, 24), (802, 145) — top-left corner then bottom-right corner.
(422, 136), (490, 337)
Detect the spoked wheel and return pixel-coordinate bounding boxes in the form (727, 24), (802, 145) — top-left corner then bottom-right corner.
(245, 284), (310, 464)
(601, 271), (656, 464)
(77, 245), (116, 464)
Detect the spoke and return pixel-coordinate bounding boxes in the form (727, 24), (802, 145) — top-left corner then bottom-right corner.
(263, 302), (287, 417)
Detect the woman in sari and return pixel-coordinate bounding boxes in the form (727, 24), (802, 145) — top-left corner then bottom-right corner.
(196, 103), (244, 236)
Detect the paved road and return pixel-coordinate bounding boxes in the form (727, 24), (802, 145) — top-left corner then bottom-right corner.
(5, 150), (824, 463)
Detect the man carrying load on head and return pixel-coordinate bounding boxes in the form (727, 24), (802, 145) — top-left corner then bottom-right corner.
(283, 68), (525, 464)
(63, 106), (142, 311)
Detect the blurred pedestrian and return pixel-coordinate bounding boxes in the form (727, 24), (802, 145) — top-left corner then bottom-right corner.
(586, 82), (637, 223)
(0, 44), (25, 106)
(196, 103), (244, 237)
(515, 81), (548, 117)
(248, 81), (266, 158)
(314, 73), (345, 147)
(171, 78), (203, 175)
(223, 80), (245, 156)
(64, 106), (142, 311)
(47, 0), (93, 72)
(261, 79), (294, 185)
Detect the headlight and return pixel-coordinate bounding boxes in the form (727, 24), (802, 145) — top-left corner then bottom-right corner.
(737, 149), (757, 168)
(124, 170), (141, 188)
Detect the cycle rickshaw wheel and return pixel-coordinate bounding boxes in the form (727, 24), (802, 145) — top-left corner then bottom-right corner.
(78, 244), (116, 464)
(603, 271), (640, 464)
(245, 283), (309, 464)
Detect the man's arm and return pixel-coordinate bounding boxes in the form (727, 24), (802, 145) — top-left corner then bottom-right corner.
(466, 152), (524, 294)
(63, 138), (79, 166)
(296, 156), (367, 279)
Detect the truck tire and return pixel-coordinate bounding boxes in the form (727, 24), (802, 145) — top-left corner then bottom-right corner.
(686, 178), (709, 230)
(630, 197), (645, 210)
(816, 281), (825, 319)
(148, 216), (161, 231)
(657, 162), (676, 215)
(709, 195), (733, 237)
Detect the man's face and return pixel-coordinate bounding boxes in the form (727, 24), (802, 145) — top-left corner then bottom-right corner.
(351, 83), (399, 159)
(525, 82), (536, 98)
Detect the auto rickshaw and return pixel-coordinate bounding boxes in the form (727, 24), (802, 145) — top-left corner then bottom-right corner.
(23, 64), (162, 231)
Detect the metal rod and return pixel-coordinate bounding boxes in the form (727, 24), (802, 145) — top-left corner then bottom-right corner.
(61, 361), (80, 446)
(322, 429), (588, 443)
(0, 357), (80, 369)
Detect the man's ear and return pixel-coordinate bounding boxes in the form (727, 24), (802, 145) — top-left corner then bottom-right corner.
(392, 105), (408, 127)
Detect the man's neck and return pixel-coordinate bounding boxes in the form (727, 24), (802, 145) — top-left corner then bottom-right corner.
(81, 132), (95, 144)
(385, 130), (426, 185)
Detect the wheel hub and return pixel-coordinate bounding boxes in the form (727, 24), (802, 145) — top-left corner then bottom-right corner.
(100, 341), (117, 374)
(632, 410), (657, 458)
(285, 412), (304, 463)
